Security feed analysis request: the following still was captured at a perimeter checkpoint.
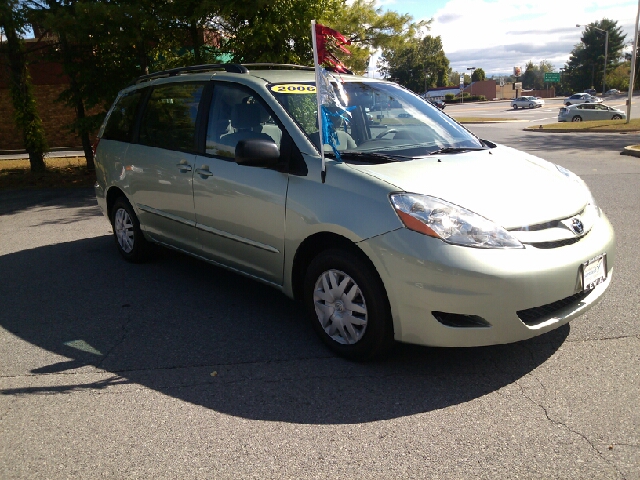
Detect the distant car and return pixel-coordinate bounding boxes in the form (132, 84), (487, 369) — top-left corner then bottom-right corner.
(426, 98), (445, 110)
(564, 93), (602, 106)
(558, 103), (626, 122)
(584, 88), (597, 96)
(604, 89), (620, 96)
(511, 96), (544, 109)
(397, 113), (413, 118)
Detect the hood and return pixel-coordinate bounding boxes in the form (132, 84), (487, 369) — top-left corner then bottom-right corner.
(348, 145), (589, 229)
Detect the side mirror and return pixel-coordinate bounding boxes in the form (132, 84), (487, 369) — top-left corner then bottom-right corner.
(235, 138), (280, 167)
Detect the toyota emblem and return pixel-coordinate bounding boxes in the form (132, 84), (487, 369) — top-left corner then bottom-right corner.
(571, 218), (584, 235)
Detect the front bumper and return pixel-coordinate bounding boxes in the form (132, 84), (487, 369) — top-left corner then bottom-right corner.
(359, 213), (615, 347)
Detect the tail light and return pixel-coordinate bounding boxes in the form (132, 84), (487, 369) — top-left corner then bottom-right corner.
(91, 137), (100, 157)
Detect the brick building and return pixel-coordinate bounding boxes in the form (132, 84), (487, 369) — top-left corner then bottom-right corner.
(0, 38), (86, 151)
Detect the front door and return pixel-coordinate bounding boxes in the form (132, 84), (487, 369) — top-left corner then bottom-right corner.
(193, 83), (288, 285)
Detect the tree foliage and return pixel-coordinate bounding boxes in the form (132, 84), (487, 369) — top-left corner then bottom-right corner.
(471, 68), (485, 82)
(521, 60), (554, 89)
(0, 0), (48, 172)
(380, 35), (450, 93)
(564, 19), (626, 93)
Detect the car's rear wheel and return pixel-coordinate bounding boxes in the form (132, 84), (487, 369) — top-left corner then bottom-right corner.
(612, 114), (622, 120)
(111, 196), (151, 263)
(571, 116), (582, 122)
(303, 249), (394, 361)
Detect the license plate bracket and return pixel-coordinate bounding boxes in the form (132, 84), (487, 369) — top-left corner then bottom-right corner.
(582, 254), (607, 291)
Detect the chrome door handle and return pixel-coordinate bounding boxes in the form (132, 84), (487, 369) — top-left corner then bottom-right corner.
(176, 161), (192, 172)
(196, 167), (213, 177)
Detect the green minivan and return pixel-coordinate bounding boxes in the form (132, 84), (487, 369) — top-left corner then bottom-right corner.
(94, 63), (615, 360)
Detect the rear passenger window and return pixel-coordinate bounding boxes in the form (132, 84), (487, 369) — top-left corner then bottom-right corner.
(102, 91), (143, 142)
(139, 83), (205, 152)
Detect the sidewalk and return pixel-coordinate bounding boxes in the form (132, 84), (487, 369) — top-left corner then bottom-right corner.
(0, 149), (84, 160)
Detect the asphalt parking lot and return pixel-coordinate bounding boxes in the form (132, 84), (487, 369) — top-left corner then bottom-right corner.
(1, 125), (639, 478)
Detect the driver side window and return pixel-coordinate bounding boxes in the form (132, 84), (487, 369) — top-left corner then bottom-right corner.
(206, 84), (282, 158)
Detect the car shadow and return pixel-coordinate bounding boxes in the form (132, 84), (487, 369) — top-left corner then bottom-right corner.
(0, 236), (568, 424)
(0, 187), (100, 217)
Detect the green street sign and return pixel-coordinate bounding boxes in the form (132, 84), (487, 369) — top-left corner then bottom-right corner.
(544, 72), (561, 83)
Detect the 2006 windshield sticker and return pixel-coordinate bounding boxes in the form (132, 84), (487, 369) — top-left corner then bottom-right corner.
(270, 84), (317, 94)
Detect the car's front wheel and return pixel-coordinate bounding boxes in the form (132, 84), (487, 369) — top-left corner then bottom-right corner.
(612, 114), (622, 120)
(513, 104), (518, 109)
(572, 115), (582, 122)
(303, 249), (394, 361)
(111, 196), (151, 263)
(529, 104), (534, 108)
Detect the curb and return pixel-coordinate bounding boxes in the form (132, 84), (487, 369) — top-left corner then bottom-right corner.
(621, 145), (640, 157)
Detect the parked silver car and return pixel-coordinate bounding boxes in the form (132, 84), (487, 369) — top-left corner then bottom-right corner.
(511, 96), (544, 109)
(558, 103), (626, 122)
(564, 93), (602, 106)
(94, 64), (615, 360)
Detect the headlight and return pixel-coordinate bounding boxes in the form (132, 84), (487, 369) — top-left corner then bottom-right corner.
(390, 193), (523, 249)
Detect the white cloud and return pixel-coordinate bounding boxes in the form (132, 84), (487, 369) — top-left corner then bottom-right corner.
(424, 0), (638, 74)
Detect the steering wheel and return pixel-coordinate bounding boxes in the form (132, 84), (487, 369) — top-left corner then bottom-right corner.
(376, 129), (398, 139)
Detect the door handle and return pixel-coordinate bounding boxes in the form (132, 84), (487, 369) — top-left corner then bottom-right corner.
(196, 166), (214, 177)
(176, 161), (192, 172)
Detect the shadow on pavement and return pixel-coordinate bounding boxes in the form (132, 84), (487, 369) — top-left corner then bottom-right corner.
(0, 187), (99, 217)
(0, 236), (568, 424)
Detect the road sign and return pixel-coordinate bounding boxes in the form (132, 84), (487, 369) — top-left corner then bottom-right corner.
(459, 74), (464, 89)
(544, 72), (561, 83)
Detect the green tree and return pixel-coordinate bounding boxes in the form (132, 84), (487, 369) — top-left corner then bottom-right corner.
(324, 0), (428, 74)
(0, 0), (47, 172)
(380, 35), (450, 93)
(471, 67), (485, 82)
(564, 19), (626, 93)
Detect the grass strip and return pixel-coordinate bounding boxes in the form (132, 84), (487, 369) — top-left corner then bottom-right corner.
(0, 156), (95, 190)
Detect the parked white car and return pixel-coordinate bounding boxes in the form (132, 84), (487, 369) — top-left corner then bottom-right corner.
(558, 103), (626, 122)
(564, 93), (602, 106)
(511, 96), (544, 109)
(604, 89), (620, 96)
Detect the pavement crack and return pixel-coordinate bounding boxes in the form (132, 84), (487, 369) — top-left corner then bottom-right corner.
(96, 307), (136, 369)
(515, 376), (627, 479)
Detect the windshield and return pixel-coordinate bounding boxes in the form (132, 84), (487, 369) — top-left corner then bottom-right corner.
(268, 81), (482, 159)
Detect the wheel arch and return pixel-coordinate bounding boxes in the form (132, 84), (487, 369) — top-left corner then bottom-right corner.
(290, 232), (384, 303)
(106, 186), (128, 219)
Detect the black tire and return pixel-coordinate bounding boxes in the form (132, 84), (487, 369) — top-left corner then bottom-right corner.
(529, 104), (533, 108)
(565, 102), (571, 106)
(612, 114), (622, 120)
(572, 115), (582, 122)
(303, 249), (394, 361)
(513, 104), (518, 110)
(110, 196), (151, 263)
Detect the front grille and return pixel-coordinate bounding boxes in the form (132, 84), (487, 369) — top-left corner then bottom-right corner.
(517, 291), (590, 326)
(527, 237), (582, 249)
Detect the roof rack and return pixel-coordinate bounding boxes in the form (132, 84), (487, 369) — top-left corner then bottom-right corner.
(133, 63), (249, 85)
(240, 63), (315, 71)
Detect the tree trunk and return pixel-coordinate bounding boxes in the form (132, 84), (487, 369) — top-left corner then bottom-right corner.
(0, 6), (47, 173)
(190, 20), (202, 64)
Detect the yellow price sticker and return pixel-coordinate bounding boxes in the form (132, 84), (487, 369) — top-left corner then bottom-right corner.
(270, 84), (317, 94)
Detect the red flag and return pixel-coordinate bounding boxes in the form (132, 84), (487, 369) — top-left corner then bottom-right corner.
(314, 23), (352, 74)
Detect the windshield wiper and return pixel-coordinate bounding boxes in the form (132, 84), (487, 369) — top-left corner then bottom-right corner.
(428, 146), (488, 155)
(332, 152), (412, 164)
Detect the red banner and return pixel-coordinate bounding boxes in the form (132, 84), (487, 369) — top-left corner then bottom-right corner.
(314, 23), (351, 74)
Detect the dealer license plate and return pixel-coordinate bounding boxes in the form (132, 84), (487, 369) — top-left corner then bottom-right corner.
(582, 254), (607, 291)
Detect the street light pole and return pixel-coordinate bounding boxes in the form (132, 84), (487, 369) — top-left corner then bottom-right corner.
(467, 67), (476, 97)
(576, 24), (609, 94)
(627, 0), (640, 123)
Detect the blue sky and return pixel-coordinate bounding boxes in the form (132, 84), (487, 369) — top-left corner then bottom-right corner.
(378, 0), (639, 75)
